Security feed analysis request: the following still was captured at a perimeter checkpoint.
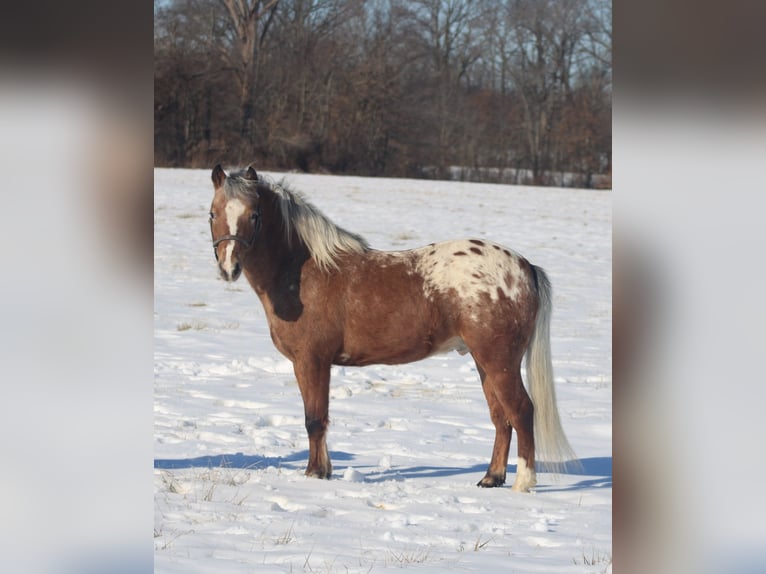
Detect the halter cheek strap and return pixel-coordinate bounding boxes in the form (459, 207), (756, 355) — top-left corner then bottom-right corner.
(210, 207), (262, 262)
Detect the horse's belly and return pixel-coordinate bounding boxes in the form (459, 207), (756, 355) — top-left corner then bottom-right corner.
(334, 330), (466, 366)
(333, 347), (429, 366)
(433, 335), (470, 356)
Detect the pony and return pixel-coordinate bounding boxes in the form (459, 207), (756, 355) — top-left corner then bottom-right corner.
(208, 164), (578, 491)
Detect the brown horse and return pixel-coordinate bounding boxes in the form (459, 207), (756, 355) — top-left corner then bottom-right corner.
(208, 165), (578, 492)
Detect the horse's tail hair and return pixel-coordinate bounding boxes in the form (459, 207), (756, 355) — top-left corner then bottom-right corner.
(526, 265), (582, 474)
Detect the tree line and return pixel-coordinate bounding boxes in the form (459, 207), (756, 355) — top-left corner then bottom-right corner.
(155, 0), (611, 187)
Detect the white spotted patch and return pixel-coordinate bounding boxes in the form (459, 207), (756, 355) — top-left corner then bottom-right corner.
(222, 198), (246, 274)
(415, 239), (529, 307)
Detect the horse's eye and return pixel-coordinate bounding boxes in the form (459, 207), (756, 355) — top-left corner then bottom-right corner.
(209, 211), (215, 220)
(250, 212), (258, 222)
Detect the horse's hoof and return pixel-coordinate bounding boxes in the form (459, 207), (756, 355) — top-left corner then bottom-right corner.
(305, 468), (332, 480)
(477, 475), (505, 488)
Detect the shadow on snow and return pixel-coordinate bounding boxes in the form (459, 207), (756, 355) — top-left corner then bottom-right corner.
(359, 456), (610, 490)
(154, 450), (353, 471)
(154, 452), (611, 490)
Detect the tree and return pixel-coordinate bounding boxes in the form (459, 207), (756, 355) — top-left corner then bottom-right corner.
(502, 0), (588, 183)
(154, 0), (220, 165)
(154, 0), (612, 187)
(209, 0), (279, 148)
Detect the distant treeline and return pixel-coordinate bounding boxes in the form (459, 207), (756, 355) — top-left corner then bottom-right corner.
(155, 0), (611, 188)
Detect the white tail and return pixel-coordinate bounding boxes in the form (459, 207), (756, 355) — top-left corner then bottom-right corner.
(526, 266), (581, 473)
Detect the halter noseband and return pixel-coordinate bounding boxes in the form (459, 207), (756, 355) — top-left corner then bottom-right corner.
(210, 206), (262, 262)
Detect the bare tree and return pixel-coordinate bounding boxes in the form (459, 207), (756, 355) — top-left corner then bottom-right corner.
(502, 0), (588, 183)
(155, 0), (222, 165)
(583, 0), (612, 73)
(217, 0), (280, 142)
(400, 0), (488, 176)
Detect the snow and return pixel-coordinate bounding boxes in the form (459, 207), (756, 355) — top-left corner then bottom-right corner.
(154, 168), (612, 573)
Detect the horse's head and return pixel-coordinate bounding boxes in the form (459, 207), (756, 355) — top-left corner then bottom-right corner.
(209, 164), (262, 282)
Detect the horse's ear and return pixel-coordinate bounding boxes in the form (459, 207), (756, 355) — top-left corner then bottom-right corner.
(212, 164), (226, 188)
(244, 165), (258, 181)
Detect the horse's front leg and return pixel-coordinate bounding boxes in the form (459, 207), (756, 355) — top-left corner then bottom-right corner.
(294, 357), (332, 479)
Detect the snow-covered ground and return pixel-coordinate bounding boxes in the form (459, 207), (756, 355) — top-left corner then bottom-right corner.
(154, 168), (612, 573)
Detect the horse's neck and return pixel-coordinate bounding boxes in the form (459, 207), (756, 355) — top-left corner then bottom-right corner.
(243, 214), (309, 289)
(243, 232), (309, 324)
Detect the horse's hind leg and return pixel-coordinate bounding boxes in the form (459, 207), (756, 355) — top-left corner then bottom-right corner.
(475, 360), (512, 487)
(293, 358), (332, 479)
(477, 361), (537, 492)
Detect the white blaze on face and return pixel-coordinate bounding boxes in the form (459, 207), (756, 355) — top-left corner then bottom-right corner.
(222, 198), (246, 274)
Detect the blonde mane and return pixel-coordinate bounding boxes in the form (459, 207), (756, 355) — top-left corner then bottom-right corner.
(272, 181), (370, 272)
(224, 169), (370, 272)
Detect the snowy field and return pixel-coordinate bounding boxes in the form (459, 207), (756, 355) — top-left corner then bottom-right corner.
(154, 168), (612, 573)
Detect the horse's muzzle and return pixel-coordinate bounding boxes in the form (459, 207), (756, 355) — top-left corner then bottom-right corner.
(219, 261), (242, 282)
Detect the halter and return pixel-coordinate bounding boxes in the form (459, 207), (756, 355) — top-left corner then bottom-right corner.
(210, 205), (262, 262)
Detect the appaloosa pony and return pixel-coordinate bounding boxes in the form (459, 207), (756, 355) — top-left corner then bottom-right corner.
(208, 165), (577, 491)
